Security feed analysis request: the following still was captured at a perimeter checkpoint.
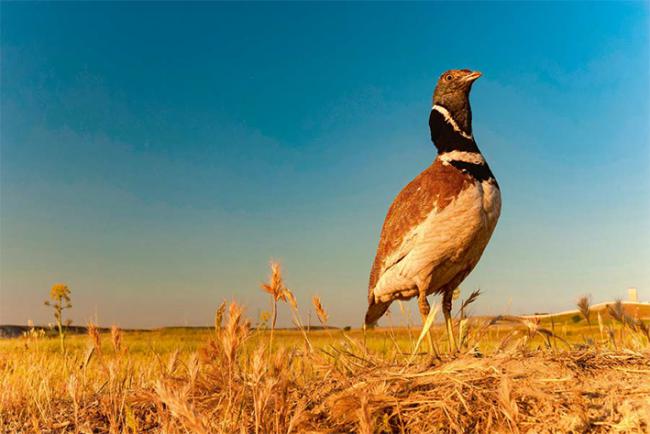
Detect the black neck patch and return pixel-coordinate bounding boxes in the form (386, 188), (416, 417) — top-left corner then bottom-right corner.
(429, 107), (479, 154)
(447, 160), (497, 184)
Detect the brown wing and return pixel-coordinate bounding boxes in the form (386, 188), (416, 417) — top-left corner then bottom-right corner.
(368, 159), (473, 298)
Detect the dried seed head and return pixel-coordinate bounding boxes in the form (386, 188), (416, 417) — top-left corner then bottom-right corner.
(261, 261), (288, 302)
(214, 301), (227, 332)
(607, 300), (624, 323)
(312, 296), (328, 325)
(221, 302), (249, 367)
(607, 300), (637, 330)
(577, 296), (591, 324)
(459, 289), (482, 319)
(111, 325), (122, 353)
(87, 321), (101, 355)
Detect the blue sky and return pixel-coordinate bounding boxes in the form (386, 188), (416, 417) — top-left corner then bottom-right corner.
(1, 2), (649, 328)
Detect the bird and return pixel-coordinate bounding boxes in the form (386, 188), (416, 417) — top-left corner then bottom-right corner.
(364, 69), (501, 352)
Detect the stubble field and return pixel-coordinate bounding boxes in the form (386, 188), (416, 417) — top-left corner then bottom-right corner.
(1, 297), (650, 434)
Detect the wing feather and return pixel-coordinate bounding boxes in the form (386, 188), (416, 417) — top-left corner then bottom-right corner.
(368, 159), (472, 300)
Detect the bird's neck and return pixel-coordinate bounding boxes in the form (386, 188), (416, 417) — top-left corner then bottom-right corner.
(430, 105), (496, 184)
(429, 104), (480, 155)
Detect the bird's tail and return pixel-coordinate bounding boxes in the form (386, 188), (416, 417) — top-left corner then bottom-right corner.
(364, 298), (391, 326)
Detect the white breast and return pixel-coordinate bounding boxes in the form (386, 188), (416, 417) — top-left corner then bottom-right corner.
(373, 180), (501, 302)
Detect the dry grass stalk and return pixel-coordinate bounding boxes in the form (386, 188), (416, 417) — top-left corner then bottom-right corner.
(490, 315), (570, 350)
(261, 261), (287, 303)
(284, 288), (298, 311)
(3, 312), (650, 433)
(154, 381), (209, 434)
(312, 296), (328, 326)
(283, 288), (313, 352)
(356, 392), (374, 434)
(606, 300), (647, 348)
(214, 301), (227, 333)
(261, 261), (288, 350)
(87, 321), (102, 356)
(458, 318), (469, 348)
(577, 295), (591, 325)
(637, 319), (650, 341)
(3, 262), (650, 433)
(598, 311), (605, 340)
(608, 300), (638, 330)
(459, 289), (481, 319)
(498, 376), (519, 432)
(222, 303), (249, 368)
(110, 325), (122, 353)
(66, 374), (80, 432)
(187, 352), (200, 388)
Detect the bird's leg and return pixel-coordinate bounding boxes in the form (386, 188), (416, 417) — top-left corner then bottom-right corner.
(442, 290), (458, 353)
(417, 290), (438, 356)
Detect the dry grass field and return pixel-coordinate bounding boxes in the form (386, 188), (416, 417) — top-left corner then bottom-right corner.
(1, 294), (649, 434)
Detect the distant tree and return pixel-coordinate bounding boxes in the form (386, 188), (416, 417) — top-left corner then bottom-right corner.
(44, 283), (72, 353)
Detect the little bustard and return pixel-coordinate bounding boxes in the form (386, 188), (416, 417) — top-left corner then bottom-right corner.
(365, 69), (501, 352)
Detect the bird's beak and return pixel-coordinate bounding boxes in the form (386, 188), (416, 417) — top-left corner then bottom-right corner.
(463, 71), (482, 82)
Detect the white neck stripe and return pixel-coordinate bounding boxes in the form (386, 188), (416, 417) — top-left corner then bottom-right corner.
(432, 105), (473, 140)
(439, 151), (485, 165)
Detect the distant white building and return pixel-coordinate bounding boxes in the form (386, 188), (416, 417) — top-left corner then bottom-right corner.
(628, 287), (638, 302)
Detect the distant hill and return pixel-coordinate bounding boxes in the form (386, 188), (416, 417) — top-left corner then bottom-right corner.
(523, 301), (650, 322)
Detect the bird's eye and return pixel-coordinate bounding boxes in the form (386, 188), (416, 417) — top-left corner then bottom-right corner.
(446, 75), (452, 81)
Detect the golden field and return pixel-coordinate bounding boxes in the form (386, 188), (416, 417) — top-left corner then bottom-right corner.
(1, 297), (650, 433)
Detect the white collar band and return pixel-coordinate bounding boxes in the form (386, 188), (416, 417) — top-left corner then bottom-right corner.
(439, 150), (485, 165)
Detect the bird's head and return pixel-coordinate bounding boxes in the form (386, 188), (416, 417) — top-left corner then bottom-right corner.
(432, 69), (481, 136)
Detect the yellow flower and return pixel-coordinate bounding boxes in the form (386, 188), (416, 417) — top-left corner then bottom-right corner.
(50, 283), (71, 302)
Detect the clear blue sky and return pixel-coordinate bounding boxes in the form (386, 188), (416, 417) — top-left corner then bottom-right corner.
(1, 2), (649, 328)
